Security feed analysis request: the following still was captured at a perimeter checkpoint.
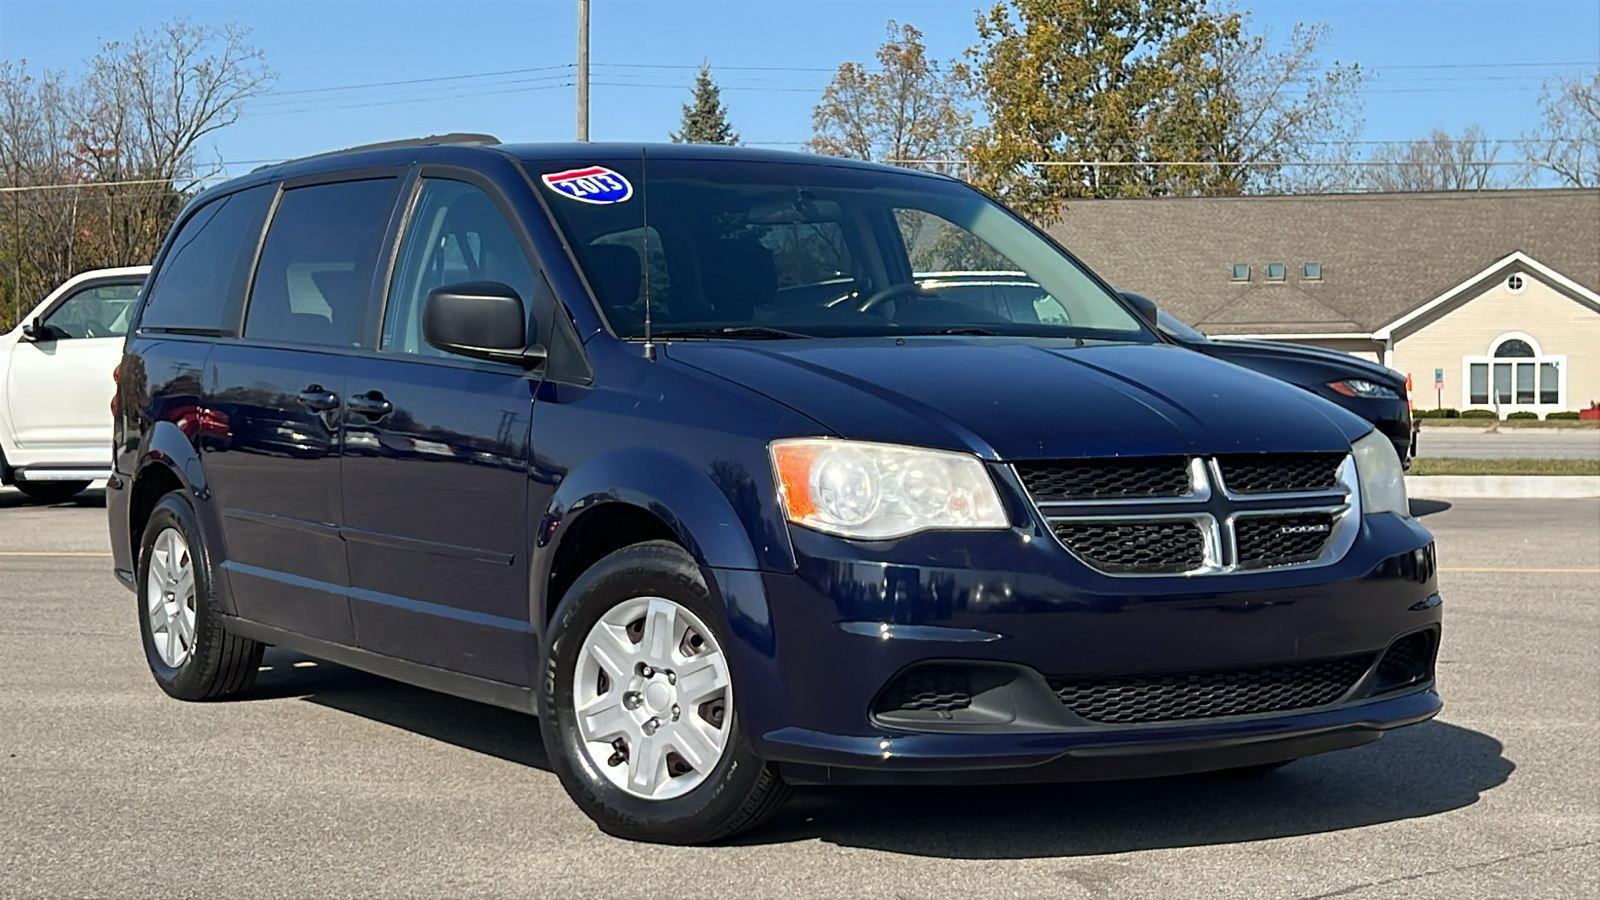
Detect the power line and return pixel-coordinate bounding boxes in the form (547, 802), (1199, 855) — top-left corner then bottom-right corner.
(248, 71), (575, 110)
(0, 177), (231, 194)
(264, 64), (574, 97)
(1, 155), (1569, 194)
(590, 81), (823, 93)
(248, 81), (574, 117)
(243, 58), (1598, 104)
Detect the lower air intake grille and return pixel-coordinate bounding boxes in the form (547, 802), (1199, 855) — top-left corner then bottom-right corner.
(874, 668), (972, 715)
(1235, 512), (1337, 568)
(1054, 519), (1206, 574)
(1217, 453), (1345, 494)
(1050, 655), (1373, 724)
(1371, 631), (1435, 694)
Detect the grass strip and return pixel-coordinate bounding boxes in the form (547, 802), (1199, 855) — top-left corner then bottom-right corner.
(1417, 419), (1600, 429)
(1408, 457), (1600, 476)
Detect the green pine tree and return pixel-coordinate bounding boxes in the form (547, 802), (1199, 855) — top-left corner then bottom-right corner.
(671, 64), (739, 145)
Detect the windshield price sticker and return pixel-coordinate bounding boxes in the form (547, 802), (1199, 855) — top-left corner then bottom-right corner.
(541, 166), (634, 204)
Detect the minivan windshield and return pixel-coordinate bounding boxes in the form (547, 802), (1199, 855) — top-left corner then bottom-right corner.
(527, 155), (1154, 342)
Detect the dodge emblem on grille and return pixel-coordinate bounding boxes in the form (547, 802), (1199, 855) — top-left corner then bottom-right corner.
(1280, 523), (1331, 535)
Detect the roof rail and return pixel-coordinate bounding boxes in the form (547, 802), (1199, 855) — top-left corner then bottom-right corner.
(254, 133), (501, 171)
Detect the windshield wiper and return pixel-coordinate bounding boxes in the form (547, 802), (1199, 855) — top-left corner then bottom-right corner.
(648, 326), (811, 340)
(904, 326), (1006, 336)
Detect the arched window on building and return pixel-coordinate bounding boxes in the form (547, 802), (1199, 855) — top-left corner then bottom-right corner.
(1465, 333), (1564, 410)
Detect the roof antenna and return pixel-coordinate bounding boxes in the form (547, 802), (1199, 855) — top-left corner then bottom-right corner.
(640, 146), (655, 361)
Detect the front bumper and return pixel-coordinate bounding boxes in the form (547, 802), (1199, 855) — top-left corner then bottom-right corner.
(714, 511), (1441, 785)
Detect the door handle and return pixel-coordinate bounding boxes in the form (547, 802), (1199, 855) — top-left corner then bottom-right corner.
(347, 391), (393, 419)
(296, 386), (340, 412)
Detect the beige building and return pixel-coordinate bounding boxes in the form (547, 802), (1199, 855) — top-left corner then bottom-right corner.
(1048, 189), (1600, 415)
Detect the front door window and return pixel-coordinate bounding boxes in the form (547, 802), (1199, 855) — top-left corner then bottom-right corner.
(37, 282), (142, 340)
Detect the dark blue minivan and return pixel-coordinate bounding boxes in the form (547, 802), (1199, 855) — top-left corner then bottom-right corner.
(108, 138), (1442, 844)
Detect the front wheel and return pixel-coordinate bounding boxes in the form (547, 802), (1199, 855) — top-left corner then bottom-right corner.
(15, 480), (91, 504)
(539, 540), (788, 844)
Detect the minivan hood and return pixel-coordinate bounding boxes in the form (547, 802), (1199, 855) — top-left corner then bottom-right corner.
(664, 338), (1370, 460)
(1204, 338), (1406, 389)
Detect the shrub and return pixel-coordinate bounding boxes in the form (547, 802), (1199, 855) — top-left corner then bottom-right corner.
(1546, 411), (1581, 420)
(1460, 408), (1498, 418)
(1413, 408), (1459, 419)
(1444, 408), (1461, 418)
(1506, 411), (1539, 420)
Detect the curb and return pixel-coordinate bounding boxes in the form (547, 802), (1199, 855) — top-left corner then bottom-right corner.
(1406, 475), (1600, 499)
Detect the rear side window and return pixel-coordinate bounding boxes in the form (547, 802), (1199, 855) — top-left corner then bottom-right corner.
(139, 186), (272, 334)
(244, 178), (397, 348)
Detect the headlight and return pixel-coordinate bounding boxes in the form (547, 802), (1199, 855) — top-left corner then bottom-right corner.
(1328, 379), (1400, 400)
(770, 438), (1009, 539)
(1352, 429), (1409, 517)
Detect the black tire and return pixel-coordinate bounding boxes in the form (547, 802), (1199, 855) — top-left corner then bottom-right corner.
(16, 480), (91, 503)
(137, 492), (264, 701)
(538, 540), (789, 844)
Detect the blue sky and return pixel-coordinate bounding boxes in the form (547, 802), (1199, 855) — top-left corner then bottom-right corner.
(2, 0), (1596, 181)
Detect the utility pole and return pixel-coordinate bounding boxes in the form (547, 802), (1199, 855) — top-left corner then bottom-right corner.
(576, 0), (590, 141)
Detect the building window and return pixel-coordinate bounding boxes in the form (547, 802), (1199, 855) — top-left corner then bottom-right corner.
(1303, 261), (1322, 280)
(1494, 338), (1534, 358)
(1463, 333), (1564, 411)
(1539, 362), (1560, 404)
(1506, 273), (1525, 293)
(1266, 262), (1285, 281)
(1469, 364), (1489, 405)
(1232, 263), (1250, 281)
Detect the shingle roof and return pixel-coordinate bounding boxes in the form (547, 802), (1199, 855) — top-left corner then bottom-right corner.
(1045, 189), (1600, 335)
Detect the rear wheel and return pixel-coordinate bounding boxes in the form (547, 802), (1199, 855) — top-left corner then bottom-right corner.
(137, 492), (264, 700)
(15, 480), (91, 503)
(539, 540), (788, 844)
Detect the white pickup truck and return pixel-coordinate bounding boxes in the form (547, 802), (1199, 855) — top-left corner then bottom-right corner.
(0, 266), (149, 503)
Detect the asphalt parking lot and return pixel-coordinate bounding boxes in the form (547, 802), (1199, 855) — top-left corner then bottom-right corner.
(1, 487), (1596, 899)
(1414, 428), (1600, 460)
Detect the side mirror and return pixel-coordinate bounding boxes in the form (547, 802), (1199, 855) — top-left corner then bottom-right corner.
(1118, 291), (1160, 329)
(19, 317), (41, 342)
(422, 281), (546, 369)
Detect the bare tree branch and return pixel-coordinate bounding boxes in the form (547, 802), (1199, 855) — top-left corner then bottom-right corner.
(1362, 126), (1512, 192)
(808, 21), (971, 174)
(0, 18), (272, 328)
(1521, 71), (1600, 188)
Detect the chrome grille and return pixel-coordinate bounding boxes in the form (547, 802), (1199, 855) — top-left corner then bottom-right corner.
(1018, 452), (1356, 577)
(1053, 520), (1206, 574)
(1235, 511), (1338, 568)
(1015, 457), (1190, 502)
(1216, 453), (1345, 494)
(1050, 655), (1372, 724)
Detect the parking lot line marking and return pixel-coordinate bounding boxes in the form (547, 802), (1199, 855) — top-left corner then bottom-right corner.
(0, 551), (112, 557)
(1442, 565), (1600, 573)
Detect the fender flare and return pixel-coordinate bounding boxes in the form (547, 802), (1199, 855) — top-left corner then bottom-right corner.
(531, 446), (780, 624)
(138, 419), (209, 498)
(130, 420), (229, 574)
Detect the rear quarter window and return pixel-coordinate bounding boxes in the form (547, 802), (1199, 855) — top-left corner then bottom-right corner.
(138, 186), (273, 334)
